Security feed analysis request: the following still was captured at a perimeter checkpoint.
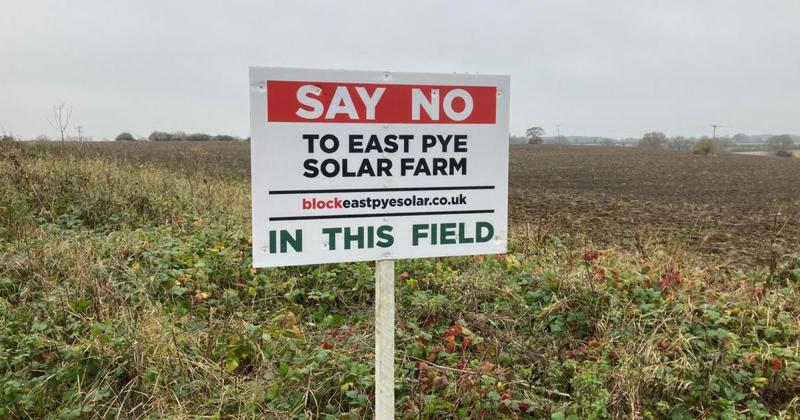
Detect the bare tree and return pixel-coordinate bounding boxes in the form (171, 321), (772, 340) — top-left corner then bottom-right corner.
(526, 126), (545, 144)
(667, 136), (694, 151)
(638, 132), (667, 149)
(48, 103), (72, 143)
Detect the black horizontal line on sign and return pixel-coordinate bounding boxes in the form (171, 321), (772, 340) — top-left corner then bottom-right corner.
(268, 186), (495, 195)
(269, 209), (494, 221)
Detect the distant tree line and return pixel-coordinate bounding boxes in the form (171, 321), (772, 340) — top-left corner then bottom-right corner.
(517, 126), (796, 157)
(115, 131), (247, 142)
(636, 132), (729, 155)
(767, 134), (795, 151)
(636, 131), (796, 156)
(1, 125), (16, 142)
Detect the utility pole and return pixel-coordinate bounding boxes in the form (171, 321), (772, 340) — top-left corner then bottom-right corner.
(711, 124), (719, 139)
(556, 124), (561, 137)
(75, 125), (84, 143)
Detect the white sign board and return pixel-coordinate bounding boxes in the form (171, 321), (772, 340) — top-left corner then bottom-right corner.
(249, 67), (509, 267)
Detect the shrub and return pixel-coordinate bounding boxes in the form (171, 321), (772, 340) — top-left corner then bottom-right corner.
(693, 137), (718, 156)
(115, 132), (135, 141)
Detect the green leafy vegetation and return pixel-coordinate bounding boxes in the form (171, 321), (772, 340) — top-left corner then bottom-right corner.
(1, 143), (799, 418)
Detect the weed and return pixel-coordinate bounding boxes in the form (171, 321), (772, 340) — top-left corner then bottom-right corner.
(1, 146), (799, 417)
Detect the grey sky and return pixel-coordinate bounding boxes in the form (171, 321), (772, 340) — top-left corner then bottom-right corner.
(2, 0), (799, 140)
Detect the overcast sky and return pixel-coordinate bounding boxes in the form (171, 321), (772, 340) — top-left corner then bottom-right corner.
(2, 0), (799, 140)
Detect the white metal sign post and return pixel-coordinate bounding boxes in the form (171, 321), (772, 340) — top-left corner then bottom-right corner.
(249, 67), (509, 418)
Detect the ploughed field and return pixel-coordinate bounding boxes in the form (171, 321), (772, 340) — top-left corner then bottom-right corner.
(508, 145), (800, 265)
(53, 141), (800, 265)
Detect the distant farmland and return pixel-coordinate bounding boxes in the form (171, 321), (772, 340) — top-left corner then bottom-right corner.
(41, 141), (800, 265)
(507, 145), (800, 265)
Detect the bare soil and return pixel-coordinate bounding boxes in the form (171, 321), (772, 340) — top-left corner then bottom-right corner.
(509, 145), (800, 264)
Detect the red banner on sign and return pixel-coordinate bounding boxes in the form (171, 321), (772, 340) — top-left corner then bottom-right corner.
(266, 80), (496, 124)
